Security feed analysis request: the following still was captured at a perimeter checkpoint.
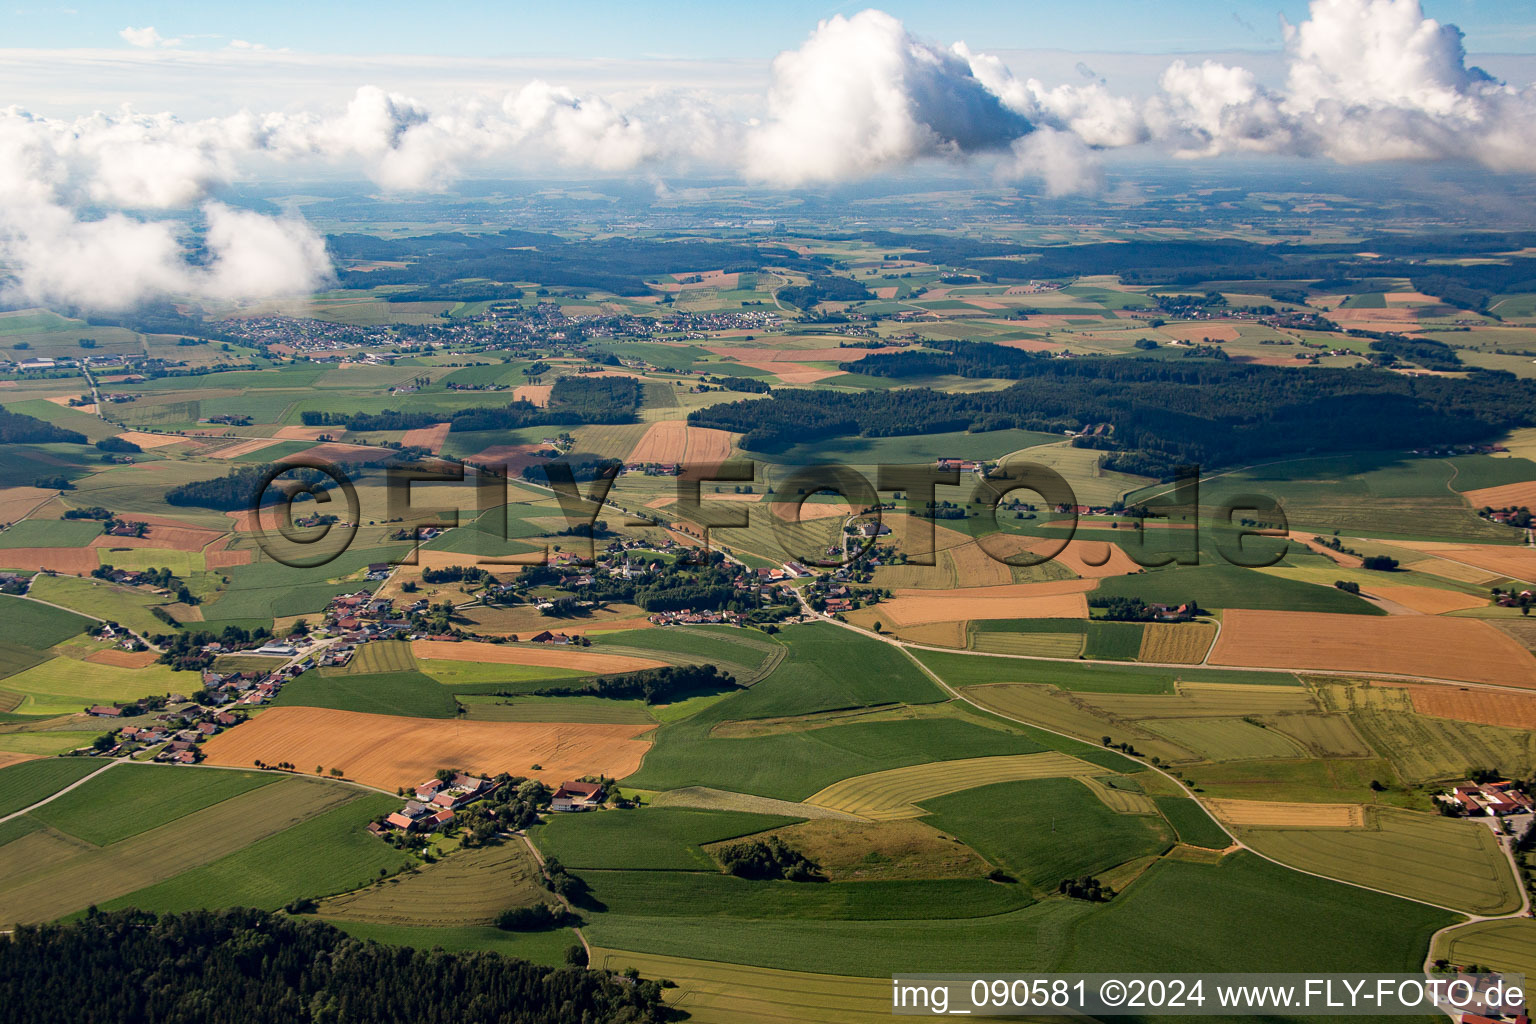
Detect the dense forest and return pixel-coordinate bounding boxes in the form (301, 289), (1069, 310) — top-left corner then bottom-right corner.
(777, 276), (874, 309)
(692, 355), (1536, 477)
(0, 908), (670, 1024)
(0, 405), (86, 444)
(303, 376), (639, 432)
(164, 465), (336, 512)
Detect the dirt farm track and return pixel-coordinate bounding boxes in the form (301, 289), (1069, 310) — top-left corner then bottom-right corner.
(199, 706), (655, 790)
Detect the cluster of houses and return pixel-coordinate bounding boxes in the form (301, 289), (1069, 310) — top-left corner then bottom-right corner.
(88, 705), (240, 763)
(1494, 589), (1534, 609)
(376, 773), (498, 834)
(1442, 780), (1534, 818)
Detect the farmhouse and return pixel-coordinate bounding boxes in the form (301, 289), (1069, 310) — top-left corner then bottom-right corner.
(551, 780), (604, 812)
(86, 705), (123, 717)
(1444, 780), (1534, 817)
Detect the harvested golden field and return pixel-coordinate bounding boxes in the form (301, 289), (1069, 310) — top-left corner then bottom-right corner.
(199, 706), (654, 790)
(1403, 557), (1498, 585)
(411, 638), (666, 673)
(0, 547), (101, 574)
(400, 422), (450, 453)
(842, 608), (965, 647)
(84, 648), (160, 668)
(1463, 479), (1536, 511)
(511, 384), (552, 406)
(769, 500), (852, 522)
(947, 537), (1020, 588)
(206, 438), (283, 460)
(876, 591), (1088, 627)
(1207, 799), (1364, 828)
(626, 421), (734, 466)
(1208, 609), (1536, 687)
(875, 579), (1094, 627)
(1388, 541), (1536, 584)
(0, 487), (60, 524)
(272, 425), (332, 440)
(112, 431), (185, 450)
(1138, 623), (1216, 664)
(1360, 585), (1487, 615)
(1392, 684), (1536, 730)
(805, 751), (1104, 820)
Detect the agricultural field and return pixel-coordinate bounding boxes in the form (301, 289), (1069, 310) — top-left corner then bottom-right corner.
(1234, 808), (1521, 915)
(318, 841), (548, 927)
(199, 706), (656, 789)
(5, 204), (1536, 1014)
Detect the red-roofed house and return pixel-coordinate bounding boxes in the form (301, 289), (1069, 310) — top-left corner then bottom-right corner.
(551, 780), (604, 812)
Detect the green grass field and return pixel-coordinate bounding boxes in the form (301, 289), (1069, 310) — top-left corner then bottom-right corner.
(582, 852), (1452, 976)
(535, 808), (800, 871)
(0, 775), (357, 925)
(716, 623), (943, 720)
(919, 777), (1171, 892)
(1140, 717), (1308, 761)
(624, 714), (1054, 802)
(0, 758), (103, 816)
(1153, 796), (1232, 849)
(0, 519), (101, 548)
(1092, 564), (1385, 615)
(327, 919), (577, 968)
(914, 648), (1291, 694)
(0, 594), (94, 648)
(101, 793), (406, 913)
(273, 670), (459, 719)
(33, 764), (276, 845)
(0, 656), (186, 716)
(23, 576), (170, 636)
(457, 694), (655, 723)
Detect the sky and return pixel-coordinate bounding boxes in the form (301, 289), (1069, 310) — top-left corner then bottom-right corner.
(4, 0), (1536, 312)
(5, 1), (1536, 58)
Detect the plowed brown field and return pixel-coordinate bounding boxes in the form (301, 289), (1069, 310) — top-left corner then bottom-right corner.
(1208, 799), (1364, 828)
(0, 548), (100, 573)
(401, 422), (450, 453)
(84, 649), (160, 668)
(1208, 609), (1536, 687)
(1390, 684), (1536, 730)
(199, 706), (654, 790)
